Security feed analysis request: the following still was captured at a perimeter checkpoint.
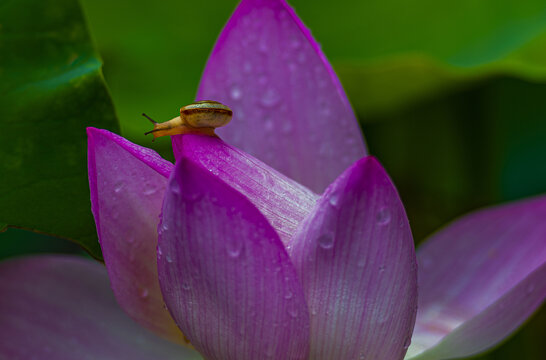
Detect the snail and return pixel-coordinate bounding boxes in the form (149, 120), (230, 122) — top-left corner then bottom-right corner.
(143, 100), (233, 139)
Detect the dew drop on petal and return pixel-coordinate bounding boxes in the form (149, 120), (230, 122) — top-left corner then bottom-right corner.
(328, 191), (341, 207)
(317, 233), (334, 249)
(258, 75), (268, 85)
(226, 237), (244, 258)
(143, 185), (157, 196)
(264, 117), (274, 132)
(243, 61), (252, 74)
(287, 306), (298, 318)
(376, 207), (391, 225)
(170, 181), (181, 196)
(260, 88), (280, 108)
(281, 121), (292, 134)
(114, 181), (125, 193)
(297, 51), (306, 64)
(358, 258), (366, 268)
(183, 191), (203, 202)
(230, 84), (242, 101)
(138, 287), (149, 299)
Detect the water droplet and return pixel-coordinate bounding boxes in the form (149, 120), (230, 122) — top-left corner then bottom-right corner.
(358, 259), (366, 267)
(258, 75), (268, 85)
(403, 336), (411, 349)
(281, 121), (292, 134)
(376, 207), (391, 225)
(166, 254), (174, 263)
(182, 281), (191, 290)
(288, 62), (297, 72)
(290, 37), (300, 49)
(328, 192), (341, 207)
(183, 191), (203, 202)
(284, 290), (293, 299)
(226, 237), (244, 258)
(170, 181), (181, 195)
(527, 284), (535, 294)
(259, 39), (268, 53)
(143, 185), (157, 196)
(264, 117), (274, 132)
(157, 246), (163, 257)
(378, 265), (386, 273)
(114, 181), (125, 193)
(138, 287), (149, 299)
(261, 88), (281, 108)
(230, 84), (242, 100)
(287, 307), (298, 318)
(243, 61), (252, 74)
(317, 233), (334, 249)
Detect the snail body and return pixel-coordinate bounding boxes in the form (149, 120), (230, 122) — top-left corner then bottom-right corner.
(144, 100), (232, 138)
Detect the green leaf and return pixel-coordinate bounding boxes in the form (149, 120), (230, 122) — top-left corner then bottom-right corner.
(79, 0), (546, 140)
(292, 0), (546, 117)
(80, 0), (239, 159)
(0, 0), (120, 259)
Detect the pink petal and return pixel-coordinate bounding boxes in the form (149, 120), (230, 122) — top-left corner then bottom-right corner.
(87, 128), (187, 344)
(408, 195), (546, 359)
(172, 134), (318, 248)
(0, 256), (201, 359)
(290, 156), (418, 360)
(157, 158), (310, 360)
(191, 0), (367, 193)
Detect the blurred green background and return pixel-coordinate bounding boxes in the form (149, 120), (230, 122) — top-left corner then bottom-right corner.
(1, 0), (545, 358)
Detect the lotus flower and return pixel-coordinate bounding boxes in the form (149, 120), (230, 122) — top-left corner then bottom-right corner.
(1, 0), (545, 359)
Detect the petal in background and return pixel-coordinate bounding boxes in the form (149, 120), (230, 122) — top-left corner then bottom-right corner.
(158, 158), (310, 360)
(194, 0), (367, 193)
(173, 134), (318, 248)
(407, 195), (546, 360)
(0, 256), (201, 359)
(290, 156), (418, 360)
(87, 128), (187, 344)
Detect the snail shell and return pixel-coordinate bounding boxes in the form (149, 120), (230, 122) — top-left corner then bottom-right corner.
(181, 101), (232, 128)
(144, 100), (232, 138)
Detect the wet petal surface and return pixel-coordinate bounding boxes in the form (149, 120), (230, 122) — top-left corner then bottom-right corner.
(158, 158), (310, 360)
(194, 0), (366, 192)
(291, 156), (418, 360)
(407, 195), (546, 359)
(0, 256), (201, 359)
(88, 128), (186, 344)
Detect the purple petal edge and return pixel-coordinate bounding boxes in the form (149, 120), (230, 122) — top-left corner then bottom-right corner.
(407, 195), (546, 359)
(158, 157), (310, 360)
(291, 156), (417, 360)
(0, 256), (200, 359)
(87, 128), (188, 345)
(172, 134), (318, 248)
(193, 0), (366, 192)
